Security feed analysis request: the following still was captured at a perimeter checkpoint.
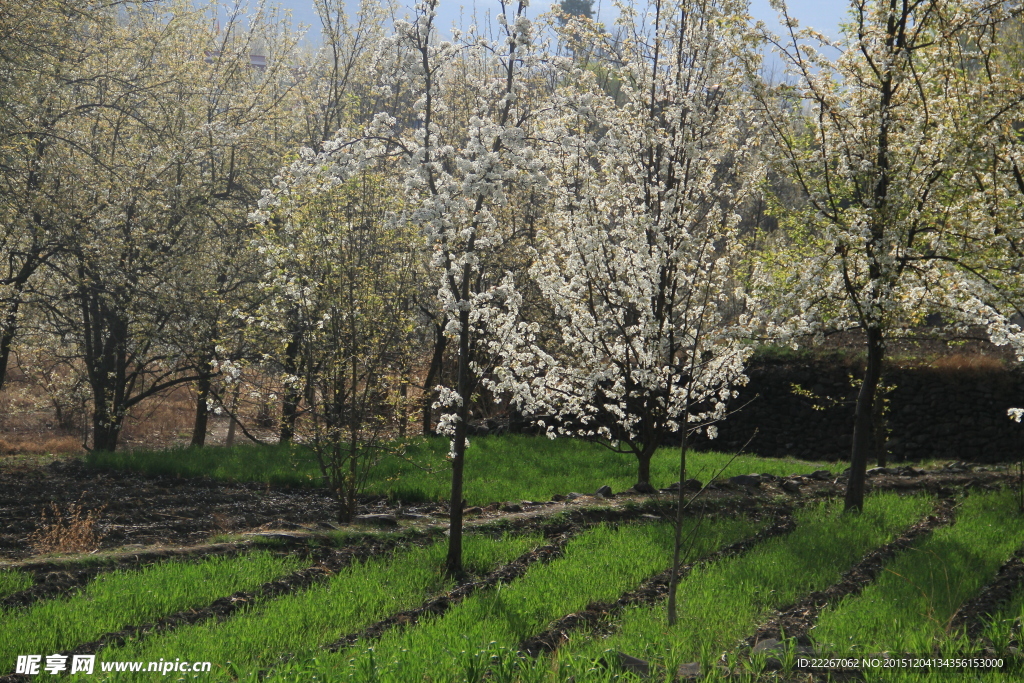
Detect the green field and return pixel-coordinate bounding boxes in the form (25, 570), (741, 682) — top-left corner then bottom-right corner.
(86, 435), (832, 504)
(0, 568), (32, 599)
(6, 439), (1023, 682)
(0, 551), (305, 673)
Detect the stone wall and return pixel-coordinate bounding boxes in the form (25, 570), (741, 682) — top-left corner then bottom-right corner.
(691, 352), (1024, 463)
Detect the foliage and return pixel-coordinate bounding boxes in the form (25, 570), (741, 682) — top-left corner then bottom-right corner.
(250, 166), (420, 522)
(749, 0), (1024, 509)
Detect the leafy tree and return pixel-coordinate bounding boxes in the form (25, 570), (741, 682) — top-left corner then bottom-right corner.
(32, 0), (299, 451)
(251, 169), (419, 523)
(750, 0), (1023, 510)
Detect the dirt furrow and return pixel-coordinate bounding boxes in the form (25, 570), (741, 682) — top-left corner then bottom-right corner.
(746, 498), (957, 647)
(518, 510), (798, 657)
(325, 531), (576, 652)
(949, 547), (1024, 641)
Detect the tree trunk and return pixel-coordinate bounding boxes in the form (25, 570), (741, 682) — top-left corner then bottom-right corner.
(279, 330), (301, 443)
(91, 400), (123, 452)
(845, 327), (884, 512)
(225, 383), (241, 447)
(635, 441), (658, 490)
(190, 365), (212, 447)
(667, 421), (688, 625)
(445, 309), (471, 577)
(422, 322), (446, 436)
(873, 368), (887, 467)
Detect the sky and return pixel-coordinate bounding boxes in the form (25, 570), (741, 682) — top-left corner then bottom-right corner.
(249, 0), (852, 46)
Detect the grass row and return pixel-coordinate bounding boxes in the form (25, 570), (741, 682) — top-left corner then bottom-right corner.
(0, 568), (32, 599)
(92, 534), (542, 680)
(553, 493), (933, 678)
(87, 435), (831, 504)
(267, 517), (762, 681)
(814, 489), (1024, 681)
(1, 551), (305, 674)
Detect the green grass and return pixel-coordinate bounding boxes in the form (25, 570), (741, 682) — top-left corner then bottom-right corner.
(93, 535), (541, 681)
(0, 568), (32, 599)
(277, 517), (761, 681)
(87, 435), (832, 504)
(0, 551), (305, 673)
(557, 493), (932, 678)
(815, 490), (1024, 661)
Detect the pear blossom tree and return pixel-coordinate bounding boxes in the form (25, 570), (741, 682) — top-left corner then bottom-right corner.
(495, 0), (762, 503)
(750, 0), (1023, 510)
(249, 167), (419, 523)
(254, 0), (546, 574)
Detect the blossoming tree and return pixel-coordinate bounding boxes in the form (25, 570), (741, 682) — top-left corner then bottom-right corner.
(751, 0), (1024, 510)
(255, 0), (545, 574)
(496, 0), (762, 501)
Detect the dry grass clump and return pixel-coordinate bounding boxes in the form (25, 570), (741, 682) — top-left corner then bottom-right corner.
(927, 352), (1007, 372)
(28, 501), (107, 555)
(0, 435), (82, 456)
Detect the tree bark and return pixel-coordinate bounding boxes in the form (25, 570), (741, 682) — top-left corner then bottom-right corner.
(421, 322), (446, 435)
(190, 362), (212, 447)
(279, 330), (302, 443)
(667, 421), (688, 625)
(845, 327), (884, 511)
(635, 441), (658, 489)
(445, 308), (471, 577)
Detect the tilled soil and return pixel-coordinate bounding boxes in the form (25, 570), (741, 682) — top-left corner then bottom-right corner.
(0, 459), (447, 560)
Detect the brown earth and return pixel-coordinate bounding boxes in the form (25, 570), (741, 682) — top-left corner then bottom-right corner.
(0, 458), (1016, 564)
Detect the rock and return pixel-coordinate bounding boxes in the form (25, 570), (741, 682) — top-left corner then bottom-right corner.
(676, 662), (701, 679)
(595, 485), (614, 497)
(355, 514), (399, 527)
(781, 479), (802, 493)
(809, 470), (833, 481)
(463, 507), (484, 516)
(616, 652), (651, 677)
(551, 494), (567, 502)
(752, 638), (782, 654)
(499, 502), (522, 513)
(684, 478), (703, 491)
(630, 482), (658, 495)
(729, 474), (761, 487)
(566, 492), (584, 501)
